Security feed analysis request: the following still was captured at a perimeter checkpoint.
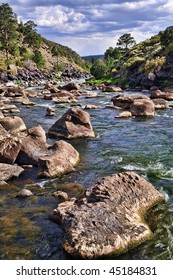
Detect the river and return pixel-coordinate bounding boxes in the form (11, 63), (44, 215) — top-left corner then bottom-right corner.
(0, 85), (173, 260)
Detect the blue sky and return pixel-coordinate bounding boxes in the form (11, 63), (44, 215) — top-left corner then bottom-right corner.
(5, 0), (173, 56)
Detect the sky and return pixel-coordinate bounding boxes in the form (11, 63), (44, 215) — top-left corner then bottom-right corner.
(4, 0), (173, 56)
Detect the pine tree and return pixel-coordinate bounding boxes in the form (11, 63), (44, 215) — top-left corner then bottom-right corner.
(117, 33), (136, 51)
(0, 3), (18, 59)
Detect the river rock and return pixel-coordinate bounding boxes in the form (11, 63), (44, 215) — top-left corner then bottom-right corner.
(17, 188), (34, 198)
(152, 98), (169, 109)
(50, 172), (165, 258)
(111, 93), (149, 110)
(48, 108), (95, 139)
(0, 116), (26, 133)
(38, 140), (80, 178)
(0, 163), (24, 181)
(60, 82), (80, 91)
(0, 136), (21, 164)
(116, 111), (132, 118)
(16, 125), (47, 165)
(130, 98), (155, 117)
(102, 85), (123, 92)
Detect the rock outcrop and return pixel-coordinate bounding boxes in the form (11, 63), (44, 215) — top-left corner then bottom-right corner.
(48, 108), (95, 139)
(50, 172), (165, 258)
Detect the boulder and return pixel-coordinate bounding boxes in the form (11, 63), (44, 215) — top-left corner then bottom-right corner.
(38, 140), (80, 178)
(0, 163), (24, 181)
(50, 172), (165, 258)
(150, 87), (173, 101)
(111, 93), (149, 110)
(16, 125), (47, 165)
(0, 116), (26, 133)
(61, 82), (80, 91)
(152, 98), (169, 109)
(48, 108), (95, 139)
(102, 85), (123, 92)
(130, 98), (155, 117)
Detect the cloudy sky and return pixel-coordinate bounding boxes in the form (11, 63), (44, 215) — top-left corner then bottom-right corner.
(5, 0), (173, 56)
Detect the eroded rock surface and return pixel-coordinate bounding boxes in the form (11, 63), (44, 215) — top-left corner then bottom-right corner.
(50, 172), (165, 258)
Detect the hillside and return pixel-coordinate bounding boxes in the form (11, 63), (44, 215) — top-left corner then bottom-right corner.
(0, 3), (87, 79)
(89, 27), (173, 89)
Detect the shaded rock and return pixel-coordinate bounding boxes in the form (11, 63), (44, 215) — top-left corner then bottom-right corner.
(130, 99), (155, 117)
(0, 163), (24, 181)
(50, 172), (165, 258)
(48, 108), (95, 139)
(0, 137), (21, 164)
(17, 188), (34, 198)
(38, 140), (80, 178)
(16, 125), (47, 165)
(61, 82), (80, 91)
(0, 116), (26, 133)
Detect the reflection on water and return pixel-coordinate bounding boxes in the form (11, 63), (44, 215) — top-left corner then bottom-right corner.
(1, 89), (173, 259)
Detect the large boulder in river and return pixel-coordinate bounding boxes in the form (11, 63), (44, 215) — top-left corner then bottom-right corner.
(48, 108), (95, 139)
(111, 93), (149, 109)
(38, 140), (80, 178)
(50, 172), (165, 258)
(130, 98), (155, 117)
(16, 125), (47, 165)
(112, 93), (155, 117)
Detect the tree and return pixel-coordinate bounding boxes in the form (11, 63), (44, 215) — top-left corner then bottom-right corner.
(90, 59), (107, 79)
(117, 33), (136, 51)
(0, 3), (18, 59)
(160, 27), (173, 48)
(23, 20), (42, 50)
(32, 50), (45, 68)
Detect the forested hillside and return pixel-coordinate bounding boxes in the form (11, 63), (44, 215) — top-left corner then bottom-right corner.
(0, 3), (87, 74)
(88, 29), (173, 89)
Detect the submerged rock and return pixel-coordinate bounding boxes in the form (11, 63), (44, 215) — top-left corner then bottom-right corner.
(50, 172), (165, 258)
(48, 108), (95, 139)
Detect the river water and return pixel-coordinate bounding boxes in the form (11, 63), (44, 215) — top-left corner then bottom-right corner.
(1, 86), (173, 260)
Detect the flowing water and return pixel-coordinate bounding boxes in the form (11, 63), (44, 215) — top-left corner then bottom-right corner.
(1, 86), (173, 260)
